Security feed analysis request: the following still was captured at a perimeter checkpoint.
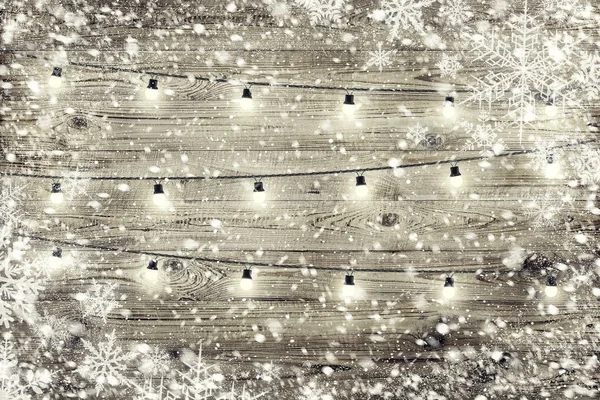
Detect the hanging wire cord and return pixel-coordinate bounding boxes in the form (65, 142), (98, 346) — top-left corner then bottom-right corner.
(19, 233), (478, 274)
(2, 138), (598, 181)
(2, 50), (473, 94)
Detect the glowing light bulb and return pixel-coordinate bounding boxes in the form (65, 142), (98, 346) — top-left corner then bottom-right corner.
(449, 166), (463, 188)
(545, 99), (558, 117)
(342, 94), (356, 116)
(442, 277), (456, 299)
(545, 155), (560, 179)
(545, 276), (558, 297)
(49, 248), (63, 269)
(153, 183), (169, 208)
(145, 79), (159, 100)
(355, 175), (368, 198)
(50, 183), (64, 204)
(48, 67), (63, 89)
(240, 268), (253, 290)
(342, 273), (356, 297)
(253, 181), (266, 203)
(443, 96), (456, 118)
(240, 88), (253, 110)
(146, 259), (159, 281)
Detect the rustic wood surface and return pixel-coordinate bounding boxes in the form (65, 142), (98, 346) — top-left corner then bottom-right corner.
(2, 0), (600, 398)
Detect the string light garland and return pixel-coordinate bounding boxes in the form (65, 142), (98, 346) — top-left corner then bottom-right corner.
(545, 275), (558, 298)
(5, 138), (599, 183)
(240, 268), (253, 290)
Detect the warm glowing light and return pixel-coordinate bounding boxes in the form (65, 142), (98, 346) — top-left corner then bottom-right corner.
(342, 273), (356, 297)
(449, 166), (463, 188)
(240, 269), (253, 290)
(342, 94), (356, 116)
(355, 176), (368, 198)
(240, 88), (253, 110)
(49, 248), (63, 269)
(545, 160), (561, 179)
(50, 183), (64, 204)
(145, 79), (159, 100)
(443, 96), (456, 118)
(545, 276), (558, 297)
(545, 99), (558, 117)
(48, 67), (62, 89)
(145, 259), (160, 281)
(253, 181), (266, 203)
(442, 277), (456, 299)
(153, 184), (169, 208)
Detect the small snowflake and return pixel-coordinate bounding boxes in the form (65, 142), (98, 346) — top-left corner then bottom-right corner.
(34, 314), (71, 350)
(461, 114), (506, 156)
(366, 42), (397, 72)
(522, 192), (564, 230)
(0, 340), (52, 397)
(436, 53), (463, 79)
(61, 167), (92, 201)
(76, 280), (120, 323)
(569, 145), (600, 185)
(406, 123), (429, 146)
(76, 330), (136, 395)
(375, 0), (434, 41)
(298, 382), (334, 400)
(138, 347), (171, 377)
(526, 136), (563, 171)
(438, 0), (473, 26)
(293, 0), (345, 24)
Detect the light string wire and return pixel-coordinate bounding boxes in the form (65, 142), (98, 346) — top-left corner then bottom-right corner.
(2, 138), (599, 181)
(17, 233), (480, 274)
(2, 49), (473, 94)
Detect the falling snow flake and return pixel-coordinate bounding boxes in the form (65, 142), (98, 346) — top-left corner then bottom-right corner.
(461, 114), (505, 156)
(293, 0), (345, 24)
(522, 192), (564, 230)
(436, 53), (463, 79)
(366, 42), (397, 72)
(406, 123), (429, 146)
(60, 167), (92, 201)
(438, 0), (473, 26)
(76, 280), (120, 323)
(569, 145), (600, 185)
(76, 331), (136, 395)
(375, 0), (434, 41)
(33, 314), (71, 350)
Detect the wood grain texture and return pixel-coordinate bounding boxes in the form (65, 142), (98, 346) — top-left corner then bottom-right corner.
(3, 0), (600, 398)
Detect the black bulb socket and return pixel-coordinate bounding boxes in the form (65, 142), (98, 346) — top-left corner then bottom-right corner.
(546, 154), (554, 164)
(147, 79), (158, 90)
(242, 88), (252, 99)
(356, 175), (366, 186)
(51, 183), (62, 193)
(52, 67), (62, 77)
(52, 247), (62, 258)
(254, 181), (264, 192)
(242, 268), (253, 280)
(345, 274), (355, 286)
(445, 96), (455, 105)
(147, 259), (158, 271)
(547, 276), (557, 287)
(444, 277), (454, 287)
(450, 166), (461, 177)
(344, 94), (355, 105)
(154, 183), (164, 195)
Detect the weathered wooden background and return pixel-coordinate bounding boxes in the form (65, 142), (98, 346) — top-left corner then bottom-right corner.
(2, 0), (600, 398)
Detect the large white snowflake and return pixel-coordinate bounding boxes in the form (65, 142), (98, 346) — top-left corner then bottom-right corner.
(293, 0), (345, 24)
(173, 346), (224, 399)
(461, 114), (505, 156)
(466, 8), (583, 140)
(569, 145), (600, 185)
(0, 234), (44, 328)
(0, 180), (26, 227)
(438, 0), (473, 26)
(75, 280), (120, 323)
(218, 382), (269, 400)
(573, 51), (600, 102)
(522, 192), (564, 230)
(375, 0), (434, 41)
(436, 53), (463, 79)
(0, 340), (52, 398)
(76, 330), (136, 395)
(366, 42), (397, 72)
